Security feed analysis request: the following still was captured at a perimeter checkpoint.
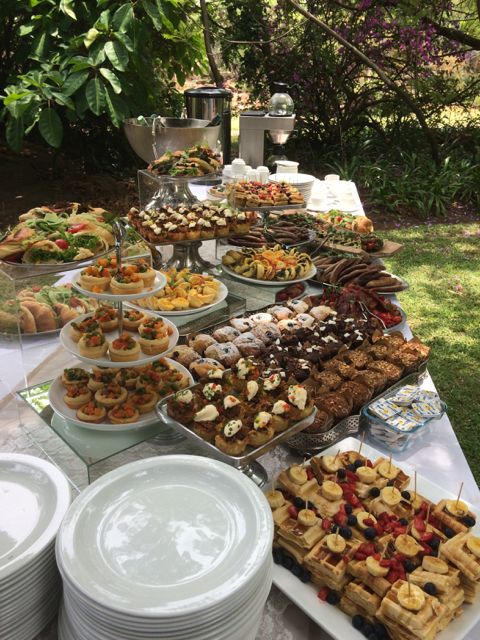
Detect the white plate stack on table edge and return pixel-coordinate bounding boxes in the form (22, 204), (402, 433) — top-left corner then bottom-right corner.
(56, 455), (273, 640)
(0, 454), (71, 640)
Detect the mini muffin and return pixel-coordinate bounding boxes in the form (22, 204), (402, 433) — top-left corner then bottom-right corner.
(110, 265), (144, 295)
(215, 419), (249, 455)
(188, 333), (217, 355)
(133, 259), (156, 287)
(95, 383), (128, 408)
(93, 305), (118, 332)
(70, 317), (101, 343)
(109, 333), (141, 362)
(212, 326), (241, 343)
(76, 401), (107, 423)
(87, 370), (116, 391)
(78, 331), (108, 359)
(129, 386), (158, 414)
(169, 345), (201, 368)
(123, 309), (148, 331)
(204, 342), (241, 367)
(62, 367), (90, 387)
(267, 305), (294, 321)
(309, 305), (334, 322)
(63, 384), (92, 409)
(108, 403), (140, 424)
(115, 368), (140, 390)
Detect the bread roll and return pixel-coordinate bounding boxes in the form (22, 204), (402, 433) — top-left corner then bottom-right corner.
(20, 300), (57, 332)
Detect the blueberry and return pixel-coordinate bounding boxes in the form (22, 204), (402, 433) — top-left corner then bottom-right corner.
(362, 623), (374, 637)
(293, 497), (306, 509)
(345, 503), (353, 515)
(272, 548), (283, 564)
(354, 459), (364, 469)
(291, 562), (302, 577)
(347, 514), (358, 526)
(337, 468), (347, 480)
(352, 614), (365, 630)
(340, 526), (353, 539)
(424, 582), (437, 595)
(462, 515), (476, 527)
(444, 526), (455, 539)
(299, 569), (311, 583)
(373, 622), (388, 639)
(367, 634), (378, 640)
(401, 490), (411, 500)
(347, 463), (357, 472)
(364, 527), (376, 540)
(430, 537), (440, 550)
(398, 518), (408, 526)
(281, 555), (293, 570)
(387, 479), (395, 487)
(404, 560), (415, 573)
(326, 591), (340, 605)
(369, 487), (381, 498)
(331, 523), (340, 533)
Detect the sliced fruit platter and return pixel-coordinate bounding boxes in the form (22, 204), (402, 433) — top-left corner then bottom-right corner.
(148, 144), (221, 177)
(312, 255), (408, 295)
(59, 305), (178, 368)
(269, 437), (480, 640)
(222, 245), (315, 284)
(49, 359), (192, 431)
(0, 203), (116, 266)
(0, 283), (97, 335)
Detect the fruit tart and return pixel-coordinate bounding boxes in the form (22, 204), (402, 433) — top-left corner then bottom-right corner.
(133, 258), (156, 287)
(93, 305), (118, 332)
(76, 401), (107, 423)
(70, 316), (101, 343)
(79, 264), (113, 292)
(62, 367), (90, 387)
(249, 411), (275, 446)
(114, 367), (140, 390)
(63, 384), (92, 409)
(108, 402), (140, 424)
(78, 331), (108, 359)
(87, 369), (116, 391)
(110, 265), (144, 295)
(215, 419), (249, 455)
(94, 383), (128, 408)
(109, 333), (141, 362)
(129, 386), (158, 414)
(123, 308), (148, 331)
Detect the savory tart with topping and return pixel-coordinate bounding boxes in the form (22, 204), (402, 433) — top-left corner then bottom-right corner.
(133, 258), (156, 287)
(63, 384), (92, 408)
(215, 419), (249, 455)
(94, 383), (128, 408)
(122, 308), (148, 331)
(93, 305), (118, 332)
(78, 331), (108, 358)
(76, 401), (107, 423)
(128, 386), (158, 414)
(79, 264), (113, 292)
(109, 333), (141, 362)
(108, 402), (140, 424)
(114, 368), (139, 390)
(62, 367), (90, 387)
(70, 316), (101, 343)
(110, 265), (144, 295)
(87, 370), (116, 391)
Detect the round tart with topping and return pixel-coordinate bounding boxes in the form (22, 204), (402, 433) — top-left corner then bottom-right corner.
(94, 383), (128, 408)
(63, 384), (92, 408)
(93, 305), (118, 332)
(123, 309), (148, 331)
(109, 333), (141, 362)
(270, 400), (293, 432)
(133, 259), (156, 287)
(79, 265), (113, 292)
(87, 370), (116, 391)
(249, 411), (275, 447)
(129, 386), (158, 414)
(70, 316), (101, 343)
(108, 402), (140, 424)
(62, 367), (90, 387)
(114, 368), (139, 390)
(215, 419), (249, 455)
(192, 404), (220, 442)
(167, 389), (196, 422)
(76, 401), (107, 423)
(110, 265), (144, 295)
(137, 319), (171, 355)
(78, 331), (108, 359)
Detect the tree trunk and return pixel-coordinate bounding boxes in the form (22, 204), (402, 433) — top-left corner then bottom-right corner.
(199, 0), (224, 87)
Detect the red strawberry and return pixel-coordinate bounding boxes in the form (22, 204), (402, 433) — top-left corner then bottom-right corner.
(317, 587), (329, 601)
(288, 505), (298, 519)
(322, 518), (332, 531)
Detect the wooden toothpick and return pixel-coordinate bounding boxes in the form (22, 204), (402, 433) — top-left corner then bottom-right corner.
(455, 482), (464, 510)
(407, 574), (411, 597)
(414, 471), (417, 502)
(358, 431), (365, 457)
(334, 449), (340, 463)
(388, 453), (393, 474)
(426, 503), (431, 525)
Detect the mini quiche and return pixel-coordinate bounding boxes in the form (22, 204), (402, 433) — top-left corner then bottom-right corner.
(76, 401), (107, 423)
(94, 383), (128, 408)
(108, 402), (140, 424)
(93, 305), (118, 332)
(109, 333), (141, 362)
(110, 265), (144, 295)
(129, 386), (158, 414)
(78, 331), (108, 359)
(79, 264), (113, 292)
(63, 384), (92, 409)
(61, 367), (90, 387)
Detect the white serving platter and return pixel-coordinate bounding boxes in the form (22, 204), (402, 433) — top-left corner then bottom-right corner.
(126, 281), (229, 317)
(271, 436), (480, 640)
(71, 271), (167, 301)
(48, 359), (193, 432)
(59, 312), (179, 368)
(221, 263), (316, 286)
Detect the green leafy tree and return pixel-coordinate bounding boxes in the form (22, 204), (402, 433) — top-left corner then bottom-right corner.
(1, 0), (206, 153)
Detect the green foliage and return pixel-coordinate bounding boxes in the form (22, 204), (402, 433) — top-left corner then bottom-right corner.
(0, 0), (206, 152)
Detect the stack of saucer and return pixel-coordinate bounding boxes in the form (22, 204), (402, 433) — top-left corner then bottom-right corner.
(56, 455), (273, 640)
(0, 453), (71, 640)
(269, 173), (316, 202)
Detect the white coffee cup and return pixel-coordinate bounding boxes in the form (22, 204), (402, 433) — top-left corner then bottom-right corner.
(275, 160), (298, 174)
(324, 174), (340, 181)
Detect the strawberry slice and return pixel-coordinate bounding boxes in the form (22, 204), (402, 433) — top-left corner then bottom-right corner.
(288, 505), (299, 519)
(317, 587), (329, 601)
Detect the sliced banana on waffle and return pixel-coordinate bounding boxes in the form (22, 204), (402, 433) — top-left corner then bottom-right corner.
(326, 534), (346, 554)
(288, 465), (308, 485)
(266, 490), (285, 509)
(356, 511), (377, 530)
(366, 556), (389, 577)
(297, 509), (317, 527)
(356, 466), (377, 484)
(320, 455), (343, 474)
(321, 480), (343, 501)
(422, 556), (449, 574)
(466, 536), (480, 559)
(395, 534), (422, 558)
(381, 486), (402, 506)
(397, 582), (425, 611)
(445, 499), (469, 518)
(377, 460), (399, 480)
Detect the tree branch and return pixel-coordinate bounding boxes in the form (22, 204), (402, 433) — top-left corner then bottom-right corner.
(222, 24), (301, 45)
(426, 19), (480, 50)
(199, 0), (224, 87)
(285, 0), (441, 164)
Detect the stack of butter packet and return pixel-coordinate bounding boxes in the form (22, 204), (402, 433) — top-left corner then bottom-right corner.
(364, 383), (446, 452)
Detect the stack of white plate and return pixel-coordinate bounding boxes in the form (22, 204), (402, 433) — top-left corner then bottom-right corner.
(0, 453), (71, 640)
(269, 172), (316, 202)
(56, 455), (273, 640)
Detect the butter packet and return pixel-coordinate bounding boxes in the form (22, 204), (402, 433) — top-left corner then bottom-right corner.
(390, 384), (420, 406)
(386, 414), (419, 432)
(370, 399), (402, 421)
(412, 400), (443, 419)
(416, 389), (440, 404)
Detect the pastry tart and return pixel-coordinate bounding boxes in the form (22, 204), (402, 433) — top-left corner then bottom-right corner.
(93, 305), (118, 332)
(129, 386), (158, 414)
(192, 403), (220, 442)
(78, 331), (108, 359)
(138, 326), (170, 356)
(122, 309), (148, 331)
(62, 367), (90, 387)
(70, 316), (101, 343)
(87, 370), (116, 391)
(110, 265), (144, 295)
(76, 401), (107, 423)
(94, 383), (128, 408)
(167, 389), (196, 423)
(133, 259), (156, 287)
(63, 384), (92, 408)
(248, 411), (275, 446)
(79, 265), (112, 292)
(215, 419), (249, 455)
(109, 333), (141, 362)
(108, 402), (140, 424)
(115, 367), (140, 389)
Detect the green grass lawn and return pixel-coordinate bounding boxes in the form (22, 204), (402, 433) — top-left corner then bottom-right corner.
(382, 223), (480, 484)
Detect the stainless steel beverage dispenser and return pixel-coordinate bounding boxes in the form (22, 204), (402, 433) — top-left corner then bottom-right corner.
(184, 87), (232, 163)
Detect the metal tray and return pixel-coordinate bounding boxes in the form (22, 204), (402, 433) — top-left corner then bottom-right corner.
(156, 391), (317, 469)
(309, 273), (409, 295)
(286, 361), (429, 455)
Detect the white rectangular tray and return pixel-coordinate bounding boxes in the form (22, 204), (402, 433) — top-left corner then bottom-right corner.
(272, 436), (480, 640)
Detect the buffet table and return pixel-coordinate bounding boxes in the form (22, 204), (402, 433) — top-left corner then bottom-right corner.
(1, 180), (479, 640)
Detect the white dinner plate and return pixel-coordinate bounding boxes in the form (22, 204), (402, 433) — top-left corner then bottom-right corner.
(272, 436), (480, 640)
(221, 263), (316, 286)
(59, 313), (179, 368)
(57, 455), (273, 618)
(48, 360), (193, 432)
(126, 281), (229, 317)
(71, 271), (167, 301)
(0, 454), (70, 581)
